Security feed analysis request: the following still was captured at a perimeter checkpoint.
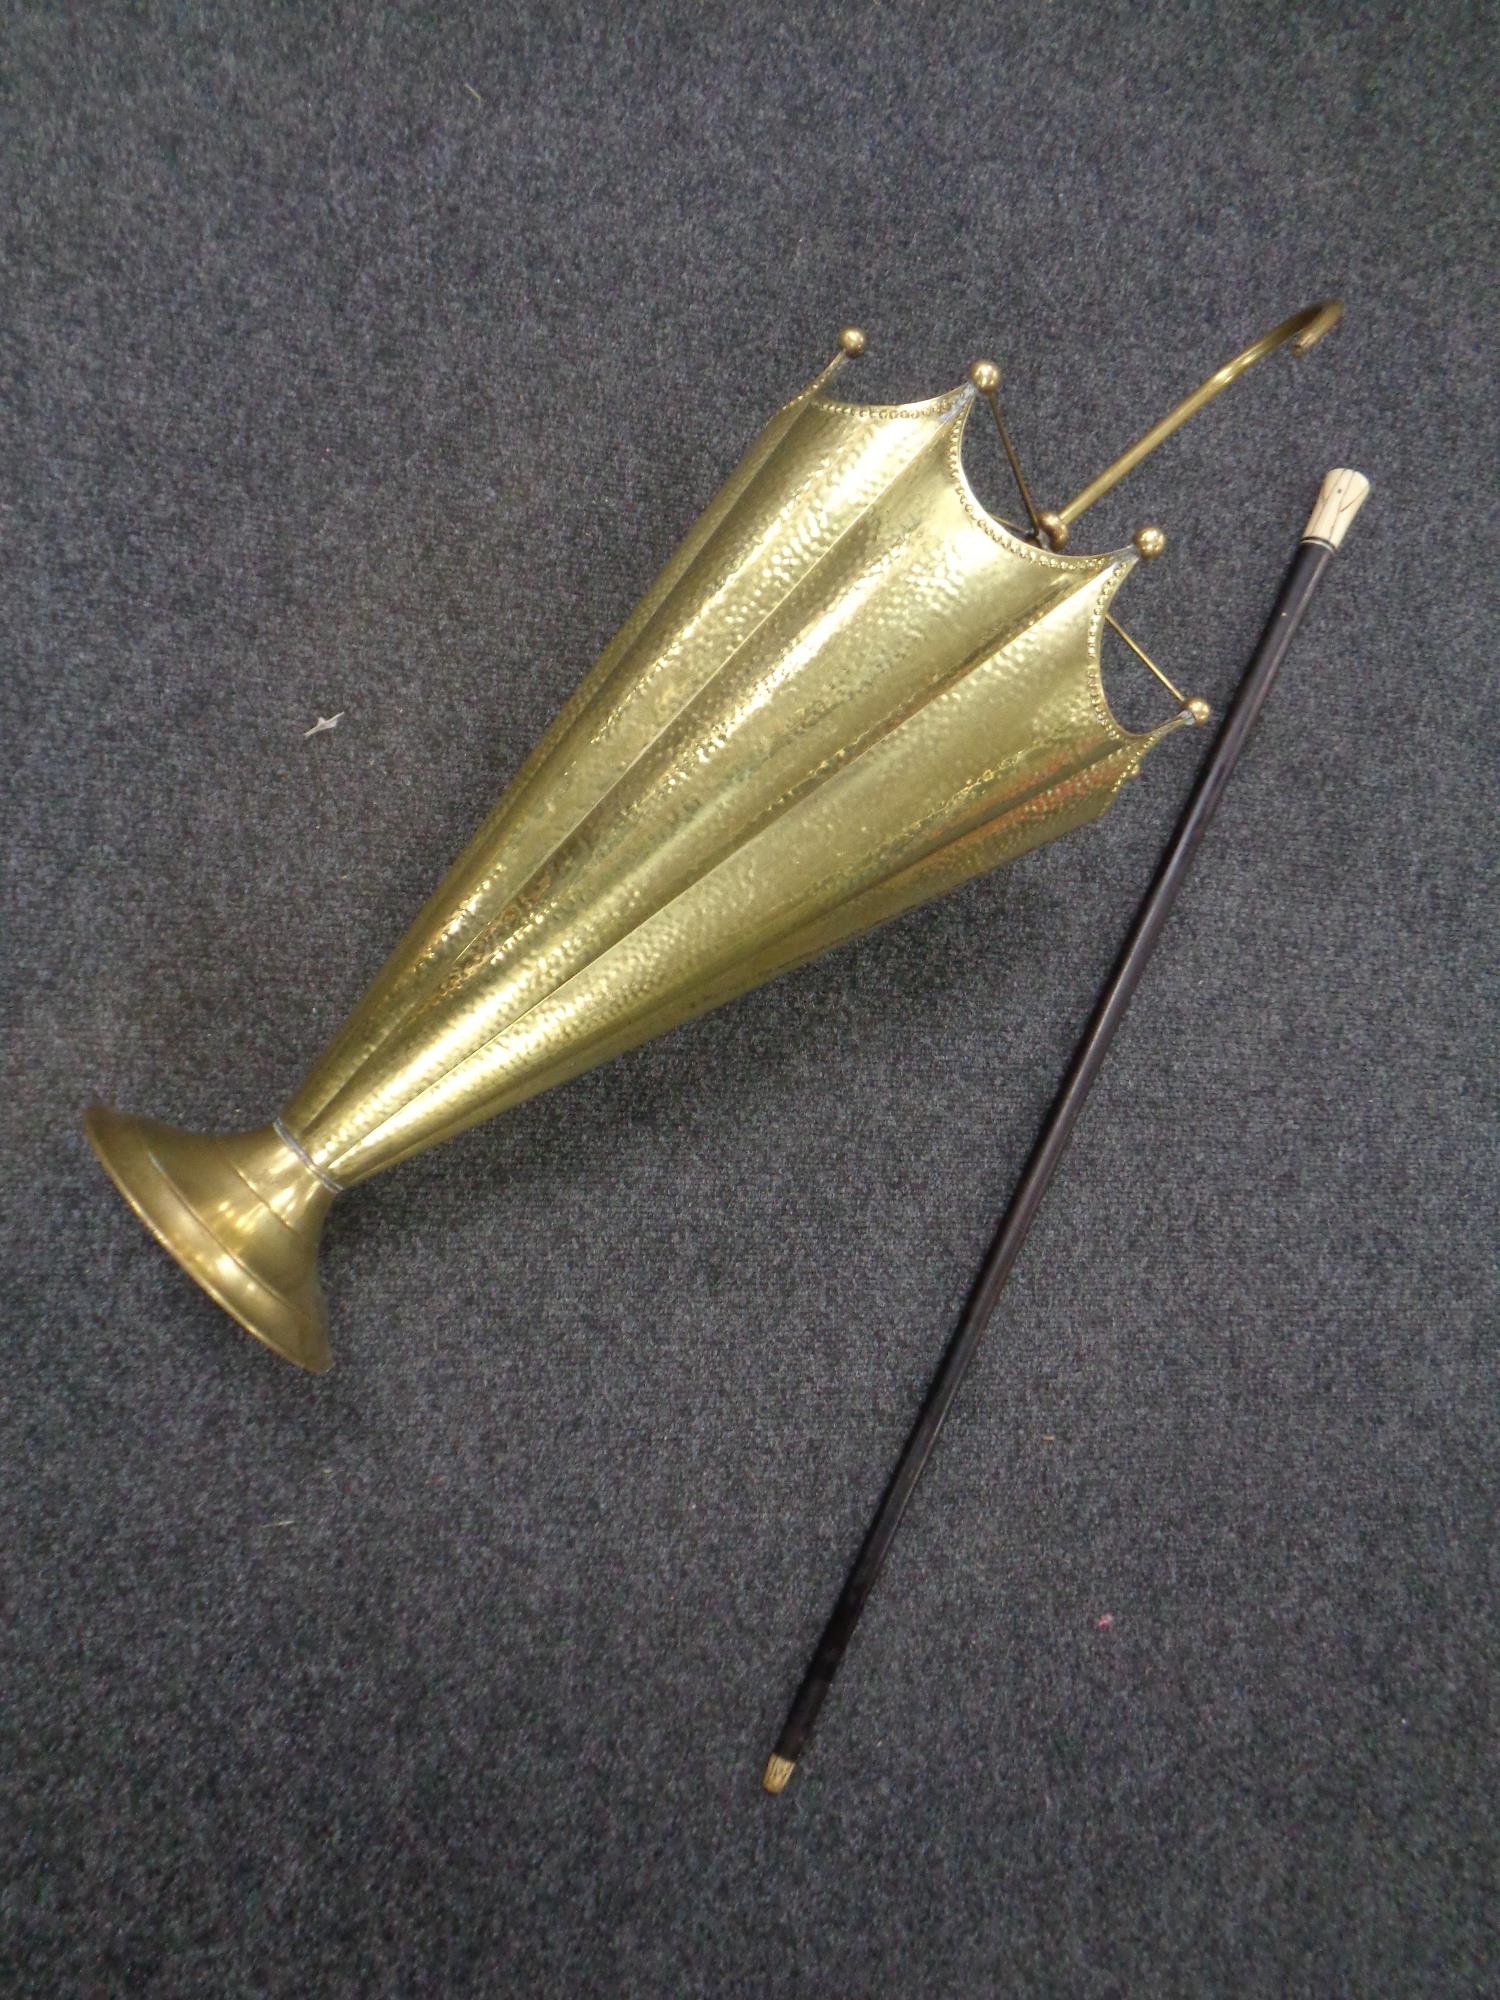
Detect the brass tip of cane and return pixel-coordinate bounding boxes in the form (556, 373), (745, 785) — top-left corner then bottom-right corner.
(1037, 509), (1069, 550)
(762, 1754), (796, 1795)
(1186, 696), (1212, 725)
(968, 359), (1000, 394)
(838, 326), (867, 357)
(1134, 525), (1168, 561)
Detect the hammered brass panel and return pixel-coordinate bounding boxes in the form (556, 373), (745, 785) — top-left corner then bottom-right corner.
(283, 381), (1173, 1183)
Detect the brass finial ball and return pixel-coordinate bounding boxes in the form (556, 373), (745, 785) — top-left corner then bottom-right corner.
(838, 327), (867, 357)
(1134, 525), (1168, 561)
(968, 359), (1001, 394)
(1186, 697), (1212, 726)
(1037, 509), (1069, 550)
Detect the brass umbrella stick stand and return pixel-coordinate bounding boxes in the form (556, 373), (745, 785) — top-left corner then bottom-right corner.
(83, 301), (1346, 1387)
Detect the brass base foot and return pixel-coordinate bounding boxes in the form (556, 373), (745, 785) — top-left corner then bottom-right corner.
(83, 1105), (336, 1373)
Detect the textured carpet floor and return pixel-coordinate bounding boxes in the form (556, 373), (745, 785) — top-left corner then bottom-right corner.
(4, 4), (1495, 1995)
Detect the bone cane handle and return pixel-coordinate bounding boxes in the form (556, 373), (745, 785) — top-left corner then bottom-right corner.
(1303, 468), (1371, 549)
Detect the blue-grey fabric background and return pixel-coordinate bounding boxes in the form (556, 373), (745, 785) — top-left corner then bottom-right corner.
(4, 4), (1495, 1994)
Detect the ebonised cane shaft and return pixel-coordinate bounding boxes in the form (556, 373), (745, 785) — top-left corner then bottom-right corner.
(764, 470), (1369, 1794)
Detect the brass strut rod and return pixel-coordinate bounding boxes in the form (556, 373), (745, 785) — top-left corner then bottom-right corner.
(969, 359), (1045, 541)
(1103, 612), (1189, 708)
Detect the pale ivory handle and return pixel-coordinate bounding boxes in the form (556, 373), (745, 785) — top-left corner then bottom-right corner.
(1303, 468), (1371, 548)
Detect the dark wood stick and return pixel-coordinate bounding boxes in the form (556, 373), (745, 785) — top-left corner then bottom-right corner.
(763, 469), (1370, 1795)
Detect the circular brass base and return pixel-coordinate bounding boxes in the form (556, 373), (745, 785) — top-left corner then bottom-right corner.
(83, 1104), (335, 1373)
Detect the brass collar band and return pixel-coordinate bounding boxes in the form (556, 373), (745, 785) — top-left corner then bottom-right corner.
(273, 1118), (344, 1194)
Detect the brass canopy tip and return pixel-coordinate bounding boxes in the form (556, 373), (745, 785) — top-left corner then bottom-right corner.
(838, 327), (867, 357)
(1134, 525), (1168, 561)
(1186, 696), (1212, 725)
(762, 1754), (796, 1795)
(968, 358), (1000, 394)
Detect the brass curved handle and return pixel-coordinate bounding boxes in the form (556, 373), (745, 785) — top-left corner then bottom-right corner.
(1057, 301), (1344, 529)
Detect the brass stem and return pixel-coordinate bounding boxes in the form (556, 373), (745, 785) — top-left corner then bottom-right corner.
(1058, 301), (1343, 529)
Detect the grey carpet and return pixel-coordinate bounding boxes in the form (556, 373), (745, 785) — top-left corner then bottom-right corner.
(4, 4), (1495, 1995)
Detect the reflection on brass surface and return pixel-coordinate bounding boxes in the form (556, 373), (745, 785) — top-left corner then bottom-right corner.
(87, 359), (1192, 1371)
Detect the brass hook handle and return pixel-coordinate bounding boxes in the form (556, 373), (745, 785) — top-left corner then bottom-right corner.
(1057, 300), (1344, 530)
